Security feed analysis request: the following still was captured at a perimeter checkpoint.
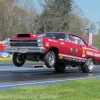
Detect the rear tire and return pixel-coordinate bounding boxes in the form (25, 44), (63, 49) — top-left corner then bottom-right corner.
(12, 53), (25, 67)
(44, 51), (56, 68)
(54, 62), (66, 72)
(81, 58), (94, 73)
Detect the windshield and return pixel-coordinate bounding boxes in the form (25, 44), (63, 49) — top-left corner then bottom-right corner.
(39, 33), (66, 40)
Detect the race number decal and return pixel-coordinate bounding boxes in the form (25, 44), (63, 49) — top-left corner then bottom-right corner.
(86, 50), (100, 57)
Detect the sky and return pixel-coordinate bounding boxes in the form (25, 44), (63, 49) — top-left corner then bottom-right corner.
(34, 0), (100, 24)
(34, 0), (100, 25)
(75, 0), (100, 24)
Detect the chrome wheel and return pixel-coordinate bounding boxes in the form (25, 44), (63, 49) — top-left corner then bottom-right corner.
(48, 52), (55, 67)
(44, 51), (56, 68)
(87, 60), (94, 71)
(49, 52), (55, 66)
(81, 58), (94, 73)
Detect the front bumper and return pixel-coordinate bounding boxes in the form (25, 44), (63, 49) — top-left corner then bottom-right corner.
(5, 46), (46, 54)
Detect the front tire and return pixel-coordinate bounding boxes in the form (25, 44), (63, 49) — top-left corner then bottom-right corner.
(54, 62), (66, 72)
(44, 51), (56, 68)
(12, 53), (25, 67)
(81, 58), (94, 73)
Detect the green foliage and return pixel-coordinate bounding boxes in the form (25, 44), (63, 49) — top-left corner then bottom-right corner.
(50, 0), (72, 15)
(93, 34), (100, 49)
(0, 0), (99, 48)
(0, 79), (100, 100)
(37, 0), (73, 33)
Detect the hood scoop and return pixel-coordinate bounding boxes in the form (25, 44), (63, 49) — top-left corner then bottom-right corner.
(16, 34), (31, 37)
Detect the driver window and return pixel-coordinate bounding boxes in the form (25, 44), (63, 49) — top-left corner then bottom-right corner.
(66, 34), (86, 46)
(78, 38), (86, 45)
(68, 35), (76, 44)
(69, 35), (74, 42)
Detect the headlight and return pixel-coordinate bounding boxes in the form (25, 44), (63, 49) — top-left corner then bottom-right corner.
(5, 38), (10, 47)
(37, 37), (43, 46)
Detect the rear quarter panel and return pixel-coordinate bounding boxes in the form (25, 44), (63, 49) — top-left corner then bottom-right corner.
(85, 46), (100, 64)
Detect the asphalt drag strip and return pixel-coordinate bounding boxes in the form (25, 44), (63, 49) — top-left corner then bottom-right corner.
(0, 65), (100, 90)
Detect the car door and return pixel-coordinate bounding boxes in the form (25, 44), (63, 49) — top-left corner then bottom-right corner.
(58, 34), (80, 59)
(58, 34), (74, 57)
(71, 35), (89, 63)
(64, 34), (86, 60)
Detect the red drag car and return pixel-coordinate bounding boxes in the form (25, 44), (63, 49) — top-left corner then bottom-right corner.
(5, 32), (100, 73)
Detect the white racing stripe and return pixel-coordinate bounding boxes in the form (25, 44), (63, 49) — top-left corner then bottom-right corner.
(59, 54), (86, 60)
(86, 48), (99, 52)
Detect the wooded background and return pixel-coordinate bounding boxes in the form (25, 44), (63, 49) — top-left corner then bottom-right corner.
(0, 0), (100, 48)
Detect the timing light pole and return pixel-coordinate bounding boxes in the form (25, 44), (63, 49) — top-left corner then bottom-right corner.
(85, 28), (93, 46)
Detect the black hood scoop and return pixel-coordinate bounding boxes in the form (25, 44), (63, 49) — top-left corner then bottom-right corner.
(17, 34), (31, 37)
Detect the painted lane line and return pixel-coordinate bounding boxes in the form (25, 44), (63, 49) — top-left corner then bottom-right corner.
(0, 76), (100, 90)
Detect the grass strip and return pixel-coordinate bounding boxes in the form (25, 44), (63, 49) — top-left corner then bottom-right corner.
(0, 79), (100, 100)
(0, 59), (43, 64)
(0, 57), (11, 60)
(0, 58), (12, 64)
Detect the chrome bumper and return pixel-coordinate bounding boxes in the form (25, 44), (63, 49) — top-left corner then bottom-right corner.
(5, 46), (46, 54)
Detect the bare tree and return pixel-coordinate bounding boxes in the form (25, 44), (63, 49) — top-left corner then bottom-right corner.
(0, 0), (39, 40)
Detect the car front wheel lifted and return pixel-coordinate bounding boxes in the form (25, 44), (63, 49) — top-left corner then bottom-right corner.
(44, 51), (56, 68)
(12, 53), (25, 67)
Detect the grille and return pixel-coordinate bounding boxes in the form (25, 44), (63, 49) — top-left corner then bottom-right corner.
(10, 40), (38, 46)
